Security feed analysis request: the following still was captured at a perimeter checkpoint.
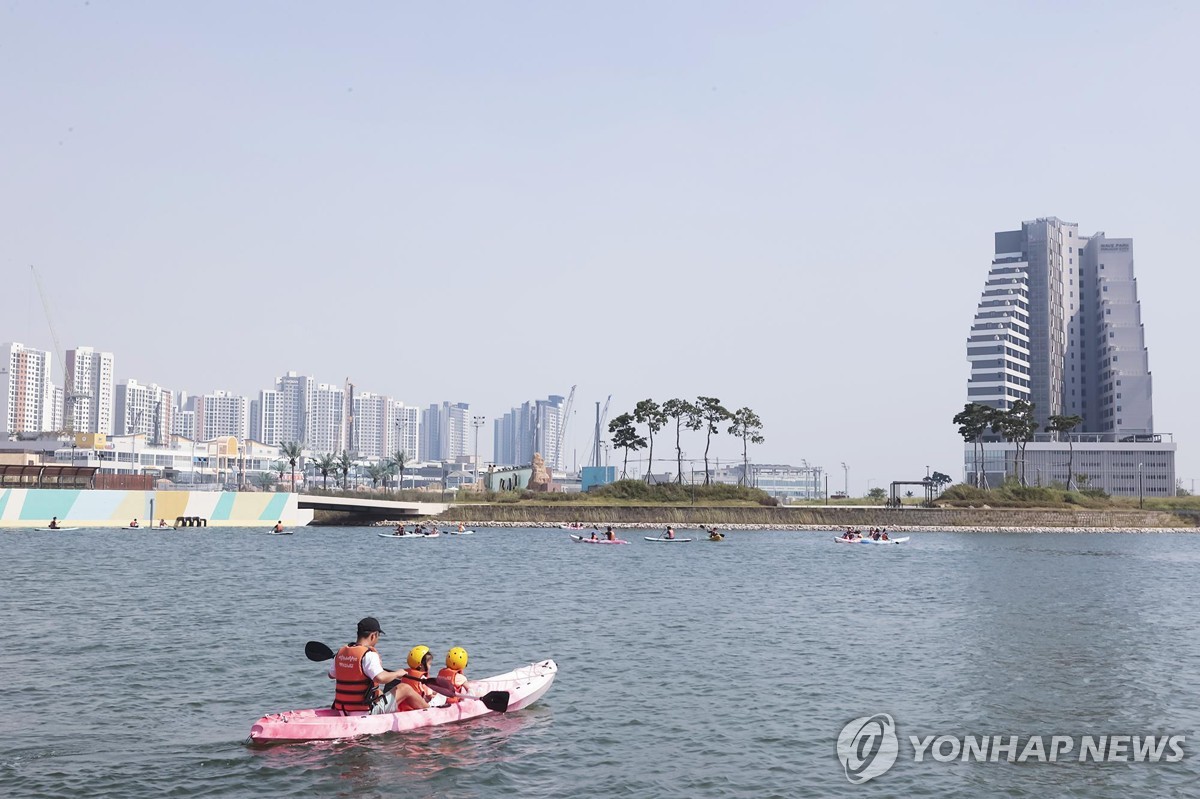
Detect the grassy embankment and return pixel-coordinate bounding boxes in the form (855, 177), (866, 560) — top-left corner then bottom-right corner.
(308, 481), (1200, 528)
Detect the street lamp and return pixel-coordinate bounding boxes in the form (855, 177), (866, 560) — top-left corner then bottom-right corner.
(841, 462), (848, 496)
(472, 415), (486, 490)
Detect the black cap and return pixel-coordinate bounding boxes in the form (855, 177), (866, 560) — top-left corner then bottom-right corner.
(357, 616), (384, 636)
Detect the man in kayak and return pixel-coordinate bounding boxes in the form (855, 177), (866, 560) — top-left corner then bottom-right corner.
(437, 647), (469, 705)
(130, 518), (139, 528)
(665, 526), (675, 540)
(329, 617), (427, 714)
(273, 521), (285, 533)
(604, 526), (616, 541)
(48, 517), (60, 530)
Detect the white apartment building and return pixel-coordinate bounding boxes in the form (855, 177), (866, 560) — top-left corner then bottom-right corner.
(0, 342), (57, 435)
(65, 346), (115, 435)
(114, 379), (175, 446)
(195, 390), (249, 442)
(308, 383), (346, 455)
(250, 389), (282, 445)
(389, 402), (420, 460)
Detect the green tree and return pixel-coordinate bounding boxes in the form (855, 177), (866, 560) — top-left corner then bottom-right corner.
(727, 407), (765, 487)
(366, 462), (388, 489)
(953, 403), (994, 488)
(695, 396), (730, 485)
(337, 450), (353, 490)
(633, 399), (667, 484)
(387, 450), (410, 493)
(930, 471), (953, 494)
(867, 487), (887, 502)
(279, 441), (304, 493)
(1046, 414), (1083, 490)
(312, 452), (337, 490)
(608, 413), (647, 479)
(990, 400), (1038, 486)
(254, 470), (277, 491)
(662, 398), (696, 484)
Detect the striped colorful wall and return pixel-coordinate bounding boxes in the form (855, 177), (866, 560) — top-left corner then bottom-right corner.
(0, 489), (312, 528)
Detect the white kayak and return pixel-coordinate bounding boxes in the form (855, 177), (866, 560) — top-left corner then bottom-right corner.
(268, 531), (294, 536)
(444, 530), (475, 535)
(833, 536), (910, 545)
(379, 532), (440, 539)
(35, 526), (81, 531)
(250, 659), (558, 743)
(644, 536), (693, 543)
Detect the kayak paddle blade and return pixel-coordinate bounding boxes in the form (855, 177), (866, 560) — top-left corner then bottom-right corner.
(482, 691), (510, 713)
(305, 640), (336, 662)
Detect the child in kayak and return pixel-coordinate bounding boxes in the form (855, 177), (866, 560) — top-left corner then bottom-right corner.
(397, 645), (437, 710)
(437, 647), (469, 704)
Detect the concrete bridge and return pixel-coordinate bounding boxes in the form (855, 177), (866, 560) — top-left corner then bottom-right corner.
(296, 494), (450, 520)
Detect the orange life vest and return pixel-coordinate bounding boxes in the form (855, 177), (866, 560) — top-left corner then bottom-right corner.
(396, 667), (431, 711)
(332, 644), (377, 713)
(437, 667), (468, 704)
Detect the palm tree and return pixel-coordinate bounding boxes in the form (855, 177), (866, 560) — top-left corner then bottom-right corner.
(387, 450), (410, 494)
(279, 441), (304, 493)
(337, 450), (353, 490)
(695, 396), (730, 485)
(727, 407), (765, 486)
(366, 462), (388, 490)
(272, 460), (288, 487)
(254, 471), (277, 491)
(312, 452), (337, 490)
(608, 413), (646, 479)
(1047, 414), (1084, 490)
(662, 398), (695, 484)
(633, 399), (667, 484)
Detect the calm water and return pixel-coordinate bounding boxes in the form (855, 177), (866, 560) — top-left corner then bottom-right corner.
(2, 526), (1199, 798)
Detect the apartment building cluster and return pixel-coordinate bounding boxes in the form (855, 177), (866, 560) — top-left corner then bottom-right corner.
(2, 343), (577, 477)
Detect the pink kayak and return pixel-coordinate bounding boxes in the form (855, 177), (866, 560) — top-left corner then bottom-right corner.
(249, 659), (558, 743)
(570, 534), (629, 545)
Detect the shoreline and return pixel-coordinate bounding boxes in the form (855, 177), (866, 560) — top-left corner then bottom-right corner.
(371, 519), (1200, 534)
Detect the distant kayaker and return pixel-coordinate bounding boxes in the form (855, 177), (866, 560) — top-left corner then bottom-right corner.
(273, 521), (284, 533)
(129, 518), (139, 528)
(437, 647), (469, 705)
(329, 617), (427, 715)
(158, 519), (168, 528)
(48, 517), (60, 530)
(605, 526), (615, 541)
(665, 526), (675, 540)
(590, 531), (598, 540)
(881, 531), (890, 541)
(397, 645), (437, 710)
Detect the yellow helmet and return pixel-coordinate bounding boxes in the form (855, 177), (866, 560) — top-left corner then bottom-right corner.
(445, 646), (469, 671)
(407, 645), (431, 669)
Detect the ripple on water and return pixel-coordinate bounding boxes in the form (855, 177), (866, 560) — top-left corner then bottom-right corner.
(2, 528), (1200, 798)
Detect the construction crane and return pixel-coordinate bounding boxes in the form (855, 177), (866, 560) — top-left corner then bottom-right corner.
(31, 265), (88, 435)
(585, 394), (612, 468)
(556, 383), (576, 470)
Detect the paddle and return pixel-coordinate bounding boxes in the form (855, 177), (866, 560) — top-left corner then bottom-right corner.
(305, 641), (509, 712)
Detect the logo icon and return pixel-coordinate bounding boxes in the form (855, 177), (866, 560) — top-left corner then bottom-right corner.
(837, 713), (899, 784)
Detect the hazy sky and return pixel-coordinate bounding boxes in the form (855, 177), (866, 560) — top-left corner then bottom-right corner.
(3, 2), (1198, 492)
